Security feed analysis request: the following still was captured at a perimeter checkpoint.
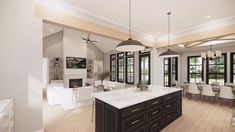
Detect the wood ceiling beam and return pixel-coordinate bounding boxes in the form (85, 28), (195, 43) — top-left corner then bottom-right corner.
(156, 25), (235, 48)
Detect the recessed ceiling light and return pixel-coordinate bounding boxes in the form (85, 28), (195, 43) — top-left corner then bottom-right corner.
(49, 29), (54, 32)
(158, 32), (161, 34)
(207, 16), (211, 18)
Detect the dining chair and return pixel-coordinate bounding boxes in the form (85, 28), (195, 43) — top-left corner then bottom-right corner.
(201, 85), (215, 103)
(187, 83), (200, 100)
(219, 86), (235, 107)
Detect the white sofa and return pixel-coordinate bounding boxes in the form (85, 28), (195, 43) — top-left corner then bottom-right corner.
(75, 86), (94, 102)
(46, 84), (74, 106)
(47, 81), (94, 106)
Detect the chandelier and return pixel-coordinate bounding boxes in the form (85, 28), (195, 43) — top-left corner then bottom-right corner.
(201, 41), (222, 60)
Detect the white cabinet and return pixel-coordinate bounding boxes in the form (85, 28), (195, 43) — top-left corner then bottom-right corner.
(0, 99), (14, 132)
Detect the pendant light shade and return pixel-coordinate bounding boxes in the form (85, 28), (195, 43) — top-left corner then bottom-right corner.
(116, 0), (145, 52)
(159, 12), (180, 57)
(159, 49), (180, 58)
(116, 38), (145, 51)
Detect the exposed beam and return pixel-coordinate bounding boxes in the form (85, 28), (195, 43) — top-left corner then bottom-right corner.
(156, 25), (235, 48)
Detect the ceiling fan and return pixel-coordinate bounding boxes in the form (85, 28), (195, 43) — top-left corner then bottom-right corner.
(82, 34), (99, 44)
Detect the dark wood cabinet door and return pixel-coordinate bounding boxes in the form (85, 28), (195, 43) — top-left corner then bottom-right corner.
(95, 99), (105, 132)
(146, 118), (161, 132)
(105, 104), (119, 132)
(122, 111), (145, 132)
(146, 106), (161, 122)
(122, 103), (145, 118)
(146, 97), (161, 109)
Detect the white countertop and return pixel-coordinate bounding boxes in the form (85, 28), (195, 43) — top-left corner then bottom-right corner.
(92, 85), (181, 109)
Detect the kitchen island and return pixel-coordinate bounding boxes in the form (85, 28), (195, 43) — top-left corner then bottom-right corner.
(92, 85), (182, 132)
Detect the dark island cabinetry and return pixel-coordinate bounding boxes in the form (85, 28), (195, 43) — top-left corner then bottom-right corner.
(95, 90), (182, 132)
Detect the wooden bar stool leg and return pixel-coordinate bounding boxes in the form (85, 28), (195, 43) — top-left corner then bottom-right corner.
(91, 100), (95, 123)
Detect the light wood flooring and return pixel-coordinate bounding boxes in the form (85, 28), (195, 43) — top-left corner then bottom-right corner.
(43, 98), (235, 132)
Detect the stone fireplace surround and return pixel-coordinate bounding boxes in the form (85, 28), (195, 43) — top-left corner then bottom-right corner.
(64, 74), (87, 88)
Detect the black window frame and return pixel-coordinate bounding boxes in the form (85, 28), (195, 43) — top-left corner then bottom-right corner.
(117, 52), (125, 83)
(231, 52), (235, 83)
(206, 53), (227, 84)
(125, 52), (134, 84)
(139, 51), (151, 85)
(164, 57), (178, 87)
(164, 58), (171, 87)
(187, 56), (204, 83)
(110, 54), (116, 81)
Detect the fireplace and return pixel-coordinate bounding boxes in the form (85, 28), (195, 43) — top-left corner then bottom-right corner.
(69, 78), (83, 88)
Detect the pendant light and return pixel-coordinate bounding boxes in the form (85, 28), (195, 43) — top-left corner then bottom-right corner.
(116, 0), (145, 51)
(159, 12), (180, 57)
(201, 41), (222, 60)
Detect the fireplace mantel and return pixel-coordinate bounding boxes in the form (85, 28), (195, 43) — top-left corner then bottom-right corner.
(64, 74), (87, 88)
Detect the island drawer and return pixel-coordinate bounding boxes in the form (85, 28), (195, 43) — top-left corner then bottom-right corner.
(174, 96), (182, 106)
(146, 97), (161, 109)
(174, 105), (182, 118)
(162, 111), (174, 127)
(131, 126), (145, 132)
(162, 93), (173, 103)
(146, 106), (161, 122)
(162, 100), (173, 113)
(174, 91), (182, 97)
(122, 103), (145, 118)
(146, 118), (161, 132)
(122, 111), (145, 132)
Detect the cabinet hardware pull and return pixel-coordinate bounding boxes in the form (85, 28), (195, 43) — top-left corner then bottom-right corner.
(167, 115), (171, 119)
(152, 111), (158, 115)
(131, 108), (140, 112)
(131, 120), (140, 125)
(152, 101), (159, 105)
(152, 123), (159, 128)
(167, 97), (171, 100)
(166, 104), (171, 108)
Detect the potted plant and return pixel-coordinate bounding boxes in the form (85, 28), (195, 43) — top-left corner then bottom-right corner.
(97, 71), (110, 91)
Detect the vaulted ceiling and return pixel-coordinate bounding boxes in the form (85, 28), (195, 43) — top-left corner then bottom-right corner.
(38, 0), (235, 49)
(56, 0), (235, 38)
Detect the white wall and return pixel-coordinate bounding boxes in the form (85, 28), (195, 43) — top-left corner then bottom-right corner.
(63, 29), (87, 75)
(0, 0), (43, 132)
(63, 29), (88, 87)
(43, 31), (63, 58)
(87, 43), (104, 61)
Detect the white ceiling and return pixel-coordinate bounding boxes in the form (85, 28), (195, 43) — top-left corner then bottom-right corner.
(89, 34), (120, 53)
(43, 23), (120, 53)
(43, 23), (63, 37)
(57, 0), (235, 38)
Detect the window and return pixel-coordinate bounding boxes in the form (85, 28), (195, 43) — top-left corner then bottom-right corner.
(110, 54), (116, 81)
(187, 56), (204, 83)
(207, 53), (227, 85)
(231, 52), (235, 84)
(125, 52), (134, 84)
(164, 58), (170, 87)
(139, 52), (150, 85)
(172, 57), (178, 85)
(164, 57), (178, 87)
(117, 52), (124, 82)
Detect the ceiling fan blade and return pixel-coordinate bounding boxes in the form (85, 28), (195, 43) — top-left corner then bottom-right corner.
(82, 38), (88, 41)
(90, 40), (98, 43)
